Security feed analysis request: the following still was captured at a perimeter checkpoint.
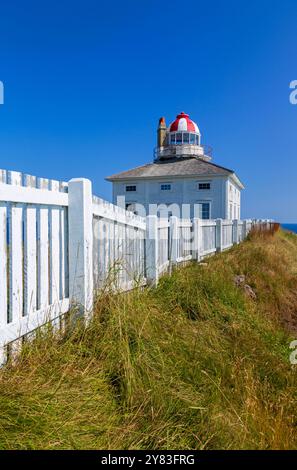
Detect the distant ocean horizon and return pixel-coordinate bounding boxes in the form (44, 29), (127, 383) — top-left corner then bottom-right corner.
(281, 224), (297, 234)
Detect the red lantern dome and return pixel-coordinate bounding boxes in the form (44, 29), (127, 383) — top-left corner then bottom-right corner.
(169, 112), (200, 134)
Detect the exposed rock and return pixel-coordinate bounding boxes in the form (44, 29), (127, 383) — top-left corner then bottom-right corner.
(234, 275), (256, 299)
(234, 274), (246, 286)
(243, 284), (257, 300)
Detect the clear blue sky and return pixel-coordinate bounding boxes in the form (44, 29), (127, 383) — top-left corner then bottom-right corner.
(0, 0), (296, 221)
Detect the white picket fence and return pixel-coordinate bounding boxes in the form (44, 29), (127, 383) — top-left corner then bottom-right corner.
(0, 169), (260, 365)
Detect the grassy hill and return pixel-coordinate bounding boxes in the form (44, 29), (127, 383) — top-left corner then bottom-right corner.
(0, 230), (297, 450)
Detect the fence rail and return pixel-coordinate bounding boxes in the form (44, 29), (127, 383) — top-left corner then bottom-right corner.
(0, 169), (275, 365)
(93, 196), (146, 292)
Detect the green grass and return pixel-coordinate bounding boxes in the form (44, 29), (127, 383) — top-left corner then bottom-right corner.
(0, 230), (297, 449)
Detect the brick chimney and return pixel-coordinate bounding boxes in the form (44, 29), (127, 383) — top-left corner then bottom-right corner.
(157, 117), (167, 148)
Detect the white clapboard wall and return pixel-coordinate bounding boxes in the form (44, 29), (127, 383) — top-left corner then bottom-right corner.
(0, 168), (262, 365)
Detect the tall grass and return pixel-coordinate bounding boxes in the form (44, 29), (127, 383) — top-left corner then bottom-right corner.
(0, 230), (296, 449)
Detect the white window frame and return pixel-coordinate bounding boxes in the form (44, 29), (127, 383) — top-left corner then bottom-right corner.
(169, 131), (201, 146)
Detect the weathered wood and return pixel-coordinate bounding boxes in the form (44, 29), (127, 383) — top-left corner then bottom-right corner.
(68, 178), (93, 316)
(0, 203), (7, 328)
(37, 206), (49, 310)
(49, 179), (61, 305)
(0, 183), (68, 206)
(216, 219), (223, 253)
(24, 206), (37, 315)
(232, 219), (239, 244)
(192, 218), (202, 261)
(146, 215), (159, 284)
(0, 167), (261, 367)
(169, 216), (179, 264)
(9, 204), (23, 323)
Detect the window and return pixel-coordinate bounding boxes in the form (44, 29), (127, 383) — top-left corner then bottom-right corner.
(176, 133), (182, 144)
(161, 183), (171, 191)
(198, 202), (210, 220)
(168, 132), (200, 146)
(126, 185), (136, 192)
(198, 182), (211, 190)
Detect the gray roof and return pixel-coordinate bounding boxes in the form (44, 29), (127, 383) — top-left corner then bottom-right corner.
(106, 157), (235, 181)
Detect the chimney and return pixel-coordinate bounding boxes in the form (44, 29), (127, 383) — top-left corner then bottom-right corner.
(157, 117), (167, 148)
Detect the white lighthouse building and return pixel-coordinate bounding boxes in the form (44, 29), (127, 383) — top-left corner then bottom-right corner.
(106, 112), (244, 219)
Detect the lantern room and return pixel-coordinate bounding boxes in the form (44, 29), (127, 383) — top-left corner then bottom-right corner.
(168, 112), (201, 146)
(155, 112), (211, 161)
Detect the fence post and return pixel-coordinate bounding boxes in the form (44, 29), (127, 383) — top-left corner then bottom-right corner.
(233, 219), (239, 244)
(169, 216), (179, 264)
(242, 220), (247, 239)
(68, 178), (94, 318)
(145, 215), (159, 285)
(192, 218), (202, 261)
(216, 218), (223, 252)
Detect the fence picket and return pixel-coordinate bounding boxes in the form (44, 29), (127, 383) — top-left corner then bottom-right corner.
(37, 207), (49, 310)
(49, 207), (60, 305)
(9, 204), (23, 323)
(49, 178), (61, 306)
(0, 203), (7, 330)
(59, 207), (68, 299)
(0, 167), (270, 366)
(24, 206), (37, 315)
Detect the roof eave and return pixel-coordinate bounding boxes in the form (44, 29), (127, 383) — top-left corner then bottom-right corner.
(230, 172), (245, 189)
(106, 172), (232, 182)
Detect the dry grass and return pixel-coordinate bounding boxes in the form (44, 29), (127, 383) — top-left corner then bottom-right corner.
(0, 230), (296, 449)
